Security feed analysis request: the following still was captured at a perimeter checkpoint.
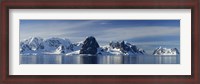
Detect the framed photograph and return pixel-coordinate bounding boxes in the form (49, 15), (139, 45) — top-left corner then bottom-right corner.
(1, 0), (199, 84)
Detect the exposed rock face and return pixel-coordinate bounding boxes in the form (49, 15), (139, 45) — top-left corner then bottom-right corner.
(80, 36), (100, 54)
(119, 41), (132, 53)
(108, 41), (145, 54)
(172, 48), (180, 54)
(55, 45), (66, 54)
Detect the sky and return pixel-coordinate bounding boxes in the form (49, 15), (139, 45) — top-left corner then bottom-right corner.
(20, 20), (180, 54)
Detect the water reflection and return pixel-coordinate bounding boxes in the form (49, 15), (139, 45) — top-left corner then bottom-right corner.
(20, 54), (180, 64)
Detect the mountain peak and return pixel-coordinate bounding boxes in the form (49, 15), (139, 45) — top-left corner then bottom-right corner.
(108, 41), (145, 55)
(86, 36), (95, 39)
(80, 36), (100, 54)
(20, 37), (73, 54)
(27, 36), (43, 42)
(153, 47), (179, 55)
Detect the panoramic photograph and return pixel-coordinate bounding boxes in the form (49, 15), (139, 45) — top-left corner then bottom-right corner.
(20, 20), (180, 64)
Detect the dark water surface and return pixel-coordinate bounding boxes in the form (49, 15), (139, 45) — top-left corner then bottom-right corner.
(20, 54), (180, 64)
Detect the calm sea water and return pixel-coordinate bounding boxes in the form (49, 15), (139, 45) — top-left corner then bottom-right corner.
(20, 54), (180, 64)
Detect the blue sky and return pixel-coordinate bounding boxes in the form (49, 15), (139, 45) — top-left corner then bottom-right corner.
(20, 20), (180, 54)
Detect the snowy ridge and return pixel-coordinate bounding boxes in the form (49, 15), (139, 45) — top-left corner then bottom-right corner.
(20, 37), (74, 54)
(153, 47), (180, 55)
(96, 41), (145, 56)
(20, 37), (44, 54)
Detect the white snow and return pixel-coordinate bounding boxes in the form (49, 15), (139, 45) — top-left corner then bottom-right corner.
(153, 47), (179, 55)
(65, 50), (80, 56)
(20, 37), (73, 55)
(97, 45), (145, 56)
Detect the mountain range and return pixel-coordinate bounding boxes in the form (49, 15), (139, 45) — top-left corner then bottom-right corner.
(20, 36), (179, 56)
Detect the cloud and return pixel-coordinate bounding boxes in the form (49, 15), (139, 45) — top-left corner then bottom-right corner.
(20, 20), (99, 40)
(94, 26), (179, 42)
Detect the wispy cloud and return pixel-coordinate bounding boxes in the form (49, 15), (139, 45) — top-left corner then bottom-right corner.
(94, 26), (179, 42)
(20, 20), (98, 40)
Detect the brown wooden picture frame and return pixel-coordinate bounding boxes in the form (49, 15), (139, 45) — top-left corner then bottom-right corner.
(0, 0), (199, 84)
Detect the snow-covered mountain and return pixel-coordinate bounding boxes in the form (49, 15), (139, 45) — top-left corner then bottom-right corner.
(20, 37), (74, 54)
(153, 47), (180, 55)
(65, 36), (146, 56)
(20, 36), (146, 56)
(72, 41), (83, 51)
(20, 37), (44, 54)
(43, 37), (73, 54)
(96, 41), (145, 56)
(80, 36), (100, 54)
